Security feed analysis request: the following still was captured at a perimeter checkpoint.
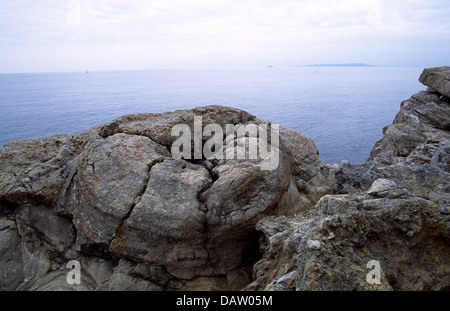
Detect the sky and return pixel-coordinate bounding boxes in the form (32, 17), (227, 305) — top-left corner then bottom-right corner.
(0, 0), (450, 73)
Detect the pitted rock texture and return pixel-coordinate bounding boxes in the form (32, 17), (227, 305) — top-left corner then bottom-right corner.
(419, 66), (450, 98)
(0, 105), (332, 290)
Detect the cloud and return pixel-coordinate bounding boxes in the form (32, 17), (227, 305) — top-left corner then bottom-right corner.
(0, 0), (449, 71)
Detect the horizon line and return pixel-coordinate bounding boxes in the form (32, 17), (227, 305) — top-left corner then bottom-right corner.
(0, 64), (435, 75)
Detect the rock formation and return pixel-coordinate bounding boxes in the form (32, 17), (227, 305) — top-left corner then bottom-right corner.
(419, 66), (450, 98)
(0, 67), (449, 291)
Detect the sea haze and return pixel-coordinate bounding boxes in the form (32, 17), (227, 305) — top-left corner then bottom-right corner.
(0, 66), (424, 164)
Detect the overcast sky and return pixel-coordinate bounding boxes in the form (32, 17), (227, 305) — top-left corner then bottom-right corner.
(1, 0), (449, 73)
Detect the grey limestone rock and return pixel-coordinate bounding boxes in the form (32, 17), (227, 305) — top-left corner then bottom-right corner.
(431, 141), (450, 173)
(0, 105), (328, 290)
(0, 217), (24, 290)
(419, 66), (450, 98)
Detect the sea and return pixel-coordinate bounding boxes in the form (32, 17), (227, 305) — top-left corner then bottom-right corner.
(0, 66), (424, 164)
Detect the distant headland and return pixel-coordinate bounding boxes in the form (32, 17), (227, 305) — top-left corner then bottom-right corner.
(297, 63), (376, 67)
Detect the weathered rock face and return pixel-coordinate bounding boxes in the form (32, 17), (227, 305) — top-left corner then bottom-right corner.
(369, 91), (450, 167)
(246, 177), (450, 291)
(0, 105), (333, 290)
(419, 66), (450, 98)
(0, 67), (449, 291)
(245, 67), (450, 291)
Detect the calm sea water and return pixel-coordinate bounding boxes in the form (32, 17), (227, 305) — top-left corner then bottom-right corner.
(0, 67), (424, 164)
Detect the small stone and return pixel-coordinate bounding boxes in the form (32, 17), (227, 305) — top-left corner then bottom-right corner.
(307, 240), (321, 250)
(367, 179), (398, 197)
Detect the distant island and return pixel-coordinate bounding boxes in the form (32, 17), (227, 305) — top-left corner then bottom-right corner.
(297, 63), (376, 67)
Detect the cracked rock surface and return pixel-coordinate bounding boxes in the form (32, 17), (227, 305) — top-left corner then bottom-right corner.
(0, 105), (332, 290)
